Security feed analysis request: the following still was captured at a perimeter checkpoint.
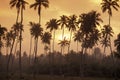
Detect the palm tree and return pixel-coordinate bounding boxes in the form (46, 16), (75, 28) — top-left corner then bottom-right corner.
(10, 0), (28, 78)
(30, 0), (49, 24)
(78, 11), (102, 53)
(29, 22), (43, 76)
(41, 32), (52, 54)
(9, 0), (28, 23)
(101, 25), (114, 54)
(114, 33), (120, 53)
(46, 18), (60, 52)
(73, 30), (83, 52)
(58, 37), (70, 54)
(59, 15), (68, 39)
(7, 23), (22, 77)
(67, 15), (78, 52)
(101, 0), (120, 26)
(4, 31), (13, 55)
(114, 33), (120, 57)
(0, 25), (7, 54)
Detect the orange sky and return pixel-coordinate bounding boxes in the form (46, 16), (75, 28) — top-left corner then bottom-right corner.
(0, 0), (120, 55)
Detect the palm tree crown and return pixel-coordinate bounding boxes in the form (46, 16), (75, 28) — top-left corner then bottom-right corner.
(30, 0), (49, 23)
(101, 0), (120, 16)
(114, 33), (120, 53)
(41, 32), (52, 45)
(10, 0), (28, 22)
(29, 22), (43, 39)
(46, 19), (60, 32)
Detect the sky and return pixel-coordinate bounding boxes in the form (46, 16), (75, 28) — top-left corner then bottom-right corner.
(0, 0), (120, 55)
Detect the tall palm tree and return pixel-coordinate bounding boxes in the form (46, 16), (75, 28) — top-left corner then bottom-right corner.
(46, 18), (60, 52)
(0, 25), (7, 54)
(115, 33), (120, 52)
(67, 15), (78, 52)
(78, 11), (102, 53)
(41, 32), (52, 54)
(58, 37), (70, 54)
(114, 33), (120, 56)
(59, 15), (68, 39)
(101, 25), (114, 54)
(4, 31), (13, 55)
(73, 30), (83, 52)
(10, 0), (28, 78)
(9, 0), (28, 23)
(101, 0), (120, 26)
(29, 22), (43, 74)
(7, 23), (22, 77)
(30, 0), (49, 24)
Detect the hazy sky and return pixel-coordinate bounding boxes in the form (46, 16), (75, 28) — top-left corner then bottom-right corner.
(0, 0), (120, 55)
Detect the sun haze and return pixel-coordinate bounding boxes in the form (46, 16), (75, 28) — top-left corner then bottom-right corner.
(0, 0), (120, 55)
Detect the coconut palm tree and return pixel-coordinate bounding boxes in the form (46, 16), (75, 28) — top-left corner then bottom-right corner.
(0, 25), (7, 54)
(30, 0), (49, 24)
(7, 23), (22, 78)
(59, 15), (68, 39)
(9, 0), (28, 23)
(58, 37), (70, 54)
(114, 33), (120, 53)
(114, 33), (120, 57)
(101, 25), (114, 54)
(73, 30), (83, 52)
(29, 22), (43, 77)
(67, 15), (78, 52)
(41, 32), (52, 54)
(4, 31), (13, 55)
(46, 18), (60, 52)
(101, 0), (120, 25)
(78, 11), (102, 53)
(10, 0), (28, 78)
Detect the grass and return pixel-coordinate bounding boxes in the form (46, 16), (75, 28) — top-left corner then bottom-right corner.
(0, 74), (119, 80)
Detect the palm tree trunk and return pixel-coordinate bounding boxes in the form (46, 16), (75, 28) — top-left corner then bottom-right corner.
(33, 38), (38, 78)
(62, 26), (64, 40)
(16, 9), (20, 23)
(19, 7), (23, 79)
(39, 5), (41, 24)
(53, 30), (55, 52)
(29, 36), (32, 65)
(7, 38), (15, 77)
(68, 30), (72, 53)
(19, 31), (22, 78)
(0, 37), (2, 54)
(77, 41), (78, 53)
(109, 14), (111, 26)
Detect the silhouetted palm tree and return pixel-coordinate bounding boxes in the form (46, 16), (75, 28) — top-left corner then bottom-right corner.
(58, 37), (69, 54)
(79, 11), (102, 53)
(101, 25), (114, 54)
(7, 23), (22, 77)
(29, 22), (43, 77)
(73, 30), (83, 52)
(67, 15), (78, 52)
(59, 15), (68, 39)
(114, 33), (120, 57)
(4, 31), (13, 55)
(0, 25), (7, 54)
(41, 32), (52, 54)
(114, 33), (120, 53)
(46, 18), (59, 52)
(9, 0), (28, 23)
(101, 0), (120, 25)
(10, 0), (28, 78)
(30, 0), (49, 24)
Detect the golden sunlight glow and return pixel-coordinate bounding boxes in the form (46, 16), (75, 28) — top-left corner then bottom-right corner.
(57, 34), (70, 41)
(90, 0), (102, 4)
